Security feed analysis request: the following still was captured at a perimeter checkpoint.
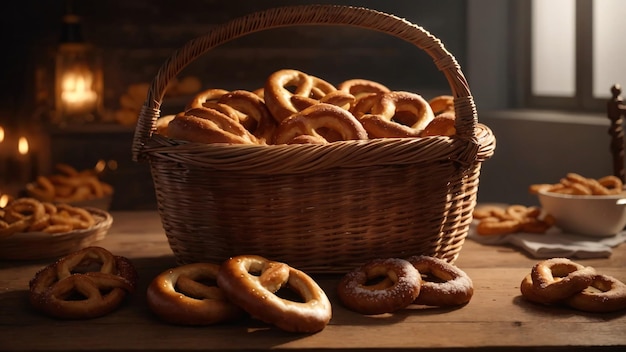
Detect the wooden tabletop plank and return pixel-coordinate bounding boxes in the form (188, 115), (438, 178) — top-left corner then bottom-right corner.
(1, 211), (625, 351)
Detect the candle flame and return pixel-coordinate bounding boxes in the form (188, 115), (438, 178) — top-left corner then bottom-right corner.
(0, 194), (9, 208)
(0, 126), (4, 143)
(62, 70), (97, 104)
(18, 136), (29, 155)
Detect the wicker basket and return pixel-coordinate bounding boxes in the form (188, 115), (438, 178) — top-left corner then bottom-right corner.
(0, 208), (113, 261)
(132, 5), (496, 273)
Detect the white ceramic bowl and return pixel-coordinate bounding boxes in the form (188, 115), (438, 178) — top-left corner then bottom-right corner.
(537, 189), (626, 237)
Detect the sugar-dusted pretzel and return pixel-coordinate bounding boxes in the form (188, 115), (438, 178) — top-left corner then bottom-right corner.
(218, 90), (277, 144)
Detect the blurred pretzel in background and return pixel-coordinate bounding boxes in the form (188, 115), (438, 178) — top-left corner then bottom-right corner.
(529, 173), (623, 196)
(26, 163), (113, 203)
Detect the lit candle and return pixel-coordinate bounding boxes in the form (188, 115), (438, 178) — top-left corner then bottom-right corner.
(17, 136), (32, 184)
(60, 68), (98, 116)
(0, 126), (5, 185)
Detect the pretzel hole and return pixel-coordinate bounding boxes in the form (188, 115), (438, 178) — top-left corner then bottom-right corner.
(274, 285), (305, 303)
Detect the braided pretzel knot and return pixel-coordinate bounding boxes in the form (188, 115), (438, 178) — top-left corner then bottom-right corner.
(264, 69), (337, 123)
(216, 255), (332, 333)
(358, 91), (435, 138)
(273, 103), (368, 145)
(217, 90), (277, 144)
(147, 263), (244, 325)
(29, 246), (137, 319)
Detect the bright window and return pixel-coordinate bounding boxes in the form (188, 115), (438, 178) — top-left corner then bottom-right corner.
(530, 0), (626, 109)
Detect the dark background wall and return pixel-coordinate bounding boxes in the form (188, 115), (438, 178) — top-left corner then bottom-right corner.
(0, 0), (469, 210)
(1, 0), (467, 120)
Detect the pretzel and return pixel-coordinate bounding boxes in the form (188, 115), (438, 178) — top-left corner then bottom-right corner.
(528, 258), (597, 303)
(264, 69), (337, 123)
(0, 197), (97, 237)
(147, 263), (244, 325)
(520, 259), (626, 313)
(337, 78), (390, 99)
(406, 255), (474, 307)
(473, 204), (555, 235)
(337, 258), (421, 315)
(184, 88), (230, 111)
(217, 90), (277, 144)
(428, 95), (455, 116)
(358, 91), (435, 138)
(29, 246), (137, 319)
(529, 173), (623, 196)
(419, 112), (456, 137)
(26, 164), (113, 203)
(167, 107), (258, 144)
(217, 255), (332, 333)
(273, 103), (368, 145)
(565, 274), (626, 313)
(291, 90), (356, 112)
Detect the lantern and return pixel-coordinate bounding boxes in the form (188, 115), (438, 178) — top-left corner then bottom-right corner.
(54, 12), (103, 124)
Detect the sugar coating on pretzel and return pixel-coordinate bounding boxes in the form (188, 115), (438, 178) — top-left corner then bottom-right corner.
(337, 258), (421, 315)
(167, 107), (258, 144)
(358, 91), (435, 138)
(147, 263), (244, 325)
(273, 103), (368, 145)
(216, 255), (332, 333)
(28, 246), (137, 319)
(337, 78), (390, 99)
(406, 255), (473, 307)
(565, 274), (626, 313)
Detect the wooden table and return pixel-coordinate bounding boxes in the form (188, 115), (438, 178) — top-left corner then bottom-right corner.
(1, 211), (625, 351)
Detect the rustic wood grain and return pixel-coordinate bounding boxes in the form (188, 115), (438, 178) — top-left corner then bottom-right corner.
(1, 211), (625, 351)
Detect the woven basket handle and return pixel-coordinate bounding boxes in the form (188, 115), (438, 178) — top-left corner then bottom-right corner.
(132, 4), (478, 161)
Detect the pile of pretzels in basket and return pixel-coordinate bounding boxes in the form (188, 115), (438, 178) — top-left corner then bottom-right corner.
(158, 69), (457, 145)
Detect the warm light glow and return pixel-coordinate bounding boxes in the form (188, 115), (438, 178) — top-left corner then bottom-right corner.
(61, 68), (97, 113)
(18, 137), (29, 155)
(0, 126), (4, 143)
(0, 194), (9, 208)
(94, 159), (106, 173)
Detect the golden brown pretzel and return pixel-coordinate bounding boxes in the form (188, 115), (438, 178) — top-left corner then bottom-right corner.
(29, 246), (137, 319)
(428, 95), (455, 116)
(264, 69), (337, 123)
(406, 255), (474, 307)
(218, 90), (277, 144)
(337, 258), (421, 315)
(337, 78), (390, 99)
(528, 258), (597, 303)
(565, 274), (626, 313)
(419, 112), (456, 137)
(147, 263), (244, 325)
(273, 103), (368, 145)
(185, 88), (230, 111)
(358, 91), (435, 138)
(217, 255), (332, 333)
(167, 107), (258, 144)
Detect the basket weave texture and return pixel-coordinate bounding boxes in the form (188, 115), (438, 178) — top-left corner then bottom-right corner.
(132, 5), (496, 273)
(0, 208), (112, 261)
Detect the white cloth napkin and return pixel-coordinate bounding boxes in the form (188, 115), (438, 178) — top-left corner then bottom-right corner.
(468, 225), (626, 259)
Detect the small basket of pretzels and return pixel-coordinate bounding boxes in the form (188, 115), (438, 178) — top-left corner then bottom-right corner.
(0, 197), (112, 260)
(132, 5), (496, 272)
